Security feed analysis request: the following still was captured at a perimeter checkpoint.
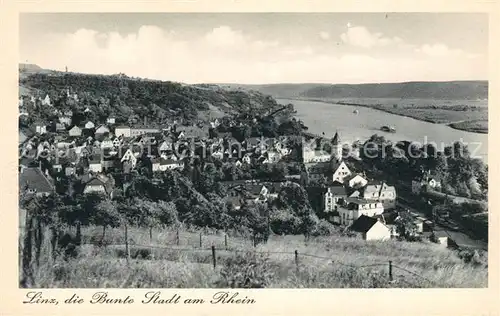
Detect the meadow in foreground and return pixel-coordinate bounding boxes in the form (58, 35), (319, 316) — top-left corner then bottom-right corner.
(24, 225), (487, 288)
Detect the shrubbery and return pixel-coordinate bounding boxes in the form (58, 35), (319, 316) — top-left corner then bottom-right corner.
(215, 252), (277, 288)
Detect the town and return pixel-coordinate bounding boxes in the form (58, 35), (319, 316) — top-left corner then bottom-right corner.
(19, 81), (477, 249)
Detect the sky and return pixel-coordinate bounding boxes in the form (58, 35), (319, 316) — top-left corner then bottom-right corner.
(19, 13), (488, 84)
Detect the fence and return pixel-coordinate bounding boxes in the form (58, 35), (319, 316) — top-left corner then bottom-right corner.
(79, 224), (438, 287)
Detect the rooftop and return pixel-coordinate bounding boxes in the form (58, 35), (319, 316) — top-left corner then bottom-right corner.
(19, 167), (54, 194)
(349, 215), (379, 233)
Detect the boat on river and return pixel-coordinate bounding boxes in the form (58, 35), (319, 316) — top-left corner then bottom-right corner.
(380, 125), (396, 133)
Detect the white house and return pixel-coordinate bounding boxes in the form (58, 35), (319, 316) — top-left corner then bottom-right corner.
(242, 154), (251, 164)
(302, 149), (331, 163)
(345, 173), (368, 189)
(95, 125), (110, 135)
(267, 151), (281, 163)
(338, 198), (384, 226)
(42, 95), (51, 106)
(83, 177), (108, 195)
(158, 158), (183, 171)
(324, 186), (347, 212)
(112, 137), (122, 147)
(212, 150), (224, 160)
(159, 140), (172, 152)
(332, 160), (351, 183)
(59, 115), (72, 126)
(130, 127), (160, 137)
(89, 160), (103, 173)
(84, 121), (95, 129)
(120, 148), (137, 168)
(433, 231), (455, 248)
(115, 126), (131, 138)
(106, 117), (116, 124)
(34, 122), (46, 134)
(68, 125), (82, 137)
(412, 174), (442, 194)
(349, 215), (392, 241)
(100, 138), (114, 149)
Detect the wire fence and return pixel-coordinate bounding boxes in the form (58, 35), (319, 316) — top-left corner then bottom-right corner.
(78, 225), (439, 287)
(20, 217), (441, 288)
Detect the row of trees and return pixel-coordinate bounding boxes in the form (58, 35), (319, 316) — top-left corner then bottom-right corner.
(21, 166), (334, 247)
(359, 134), (488, 200)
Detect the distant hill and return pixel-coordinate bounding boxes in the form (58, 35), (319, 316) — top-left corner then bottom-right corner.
(19, 68), (281, 125)
(224, 81), (488, 100)
(19, 63), (43, 71)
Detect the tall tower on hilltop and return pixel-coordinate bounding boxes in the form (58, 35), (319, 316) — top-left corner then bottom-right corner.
(331, 131), (342, 161)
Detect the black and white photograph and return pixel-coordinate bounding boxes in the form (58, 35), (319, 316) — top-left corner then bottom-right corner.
(18, 12), (489, 289)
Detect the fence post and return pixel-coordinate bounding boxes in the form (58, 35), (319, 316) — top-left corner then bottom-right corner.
(199, 232), (202, 248)
(21, 210), (34, 288)
(211, 245), (216, 269)
(176, 230), (180, 246)
(388, 260), (393, 281)
(224, 233), (228, 250)
(295, 250), (299, 273)
(125, 224), (130, 263)
(76, 221), (81, 246)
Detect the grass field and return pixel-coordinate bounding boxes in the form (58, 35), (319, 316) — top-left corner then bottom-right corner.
(22, 224), (488, 288)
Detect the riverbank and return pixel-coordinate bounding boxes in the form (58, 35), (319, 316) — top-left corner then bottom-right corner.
(295, 97), (488, 134)
(448, 120), (488, 134)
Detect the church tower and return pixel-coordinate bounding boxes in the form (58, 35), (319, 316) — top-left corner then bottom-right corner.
(331, 131), (342, 161)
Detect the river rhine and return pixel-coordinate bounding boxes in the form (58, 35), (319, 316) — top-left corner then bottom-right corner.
(279, 98), (488, 163)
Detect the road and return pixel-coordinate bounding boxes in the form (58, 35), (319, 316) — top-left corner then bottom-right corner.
(396, 198), (487, 251)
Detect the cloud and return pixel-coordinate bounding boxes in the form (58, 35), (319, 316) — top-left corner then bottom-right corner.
(416, 43), (481, 59)
(203, 25), (246, 49)
(23, 25), (487, 84)
(340, 26), (403, 48)
(319, 31), (330, 40)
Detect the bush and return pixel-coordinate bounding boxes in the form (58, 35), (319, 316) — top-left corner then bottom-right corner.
(214, 252), (277, 288)
(270, 208), (302, 235)
(311, 219), (337, 237)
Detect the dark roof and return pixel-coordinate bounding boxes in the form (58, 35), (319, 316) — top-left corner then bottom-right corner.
(433, 230), (451, 238)
(226, 196), (242, 208)
(327, 185), (347, 196)
(344, 173), (366, 182)
(304, 161), (330, 174)
(247, 184), (264, 196)
(332, 131), (340, 145)
(345, 197), (376, 205)
(264, 182), (282, 193)
(374, 212), (400, 225)
(19, 167), (54, 194)
(349, 215), (379, 233)
(83, 174), (114, 194)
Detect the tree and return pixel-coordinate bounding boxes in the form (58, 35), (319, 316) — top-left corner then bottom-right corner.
(395, 211), (419, 240)
(95, 199), (121, 240)
(244, 203), (270, 244)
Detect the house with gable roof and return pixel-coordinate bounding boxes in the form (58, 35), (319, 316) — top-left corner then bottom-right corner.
(19, 167), (55, 197)
(349, 215), (391, 241)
